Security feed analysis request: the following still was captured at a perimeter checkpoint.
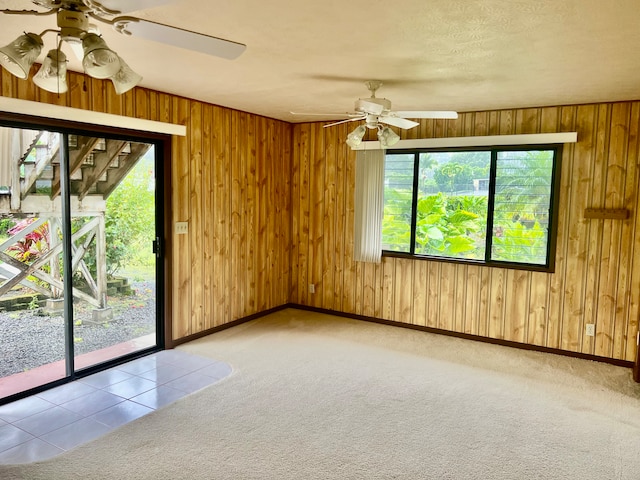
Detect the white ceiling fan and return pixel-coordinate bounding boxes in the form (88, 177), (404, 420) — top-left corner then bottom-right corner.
(292, 80), (458, 147)
(0, 0), (246, 94)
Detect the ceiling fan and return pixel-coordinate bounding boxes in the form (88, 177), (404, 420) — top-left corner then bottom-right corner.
(0, 0), (246, 94)
(292, 80), (458, 148)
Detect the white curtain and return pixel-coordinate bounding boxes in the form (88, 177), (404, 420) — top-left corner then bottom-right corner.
(354, 149), (385, 263)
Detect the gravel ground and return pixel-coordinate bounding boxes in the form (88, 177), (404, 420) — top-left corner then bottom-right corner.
(0, 281), (156, 377)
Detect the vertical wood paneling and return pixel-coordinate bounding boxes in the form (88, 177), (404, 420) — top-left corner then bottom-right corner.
(615, 104), (637, 359)
(333, 123), (347, 311)
(477, 269), (491, 337)
(362, 262), (375, 317)
(290, 125), (301, 303)
(464, 265), (480, 335)
(596, 103), (629, 357)
(488, 269), (505, 339)
(256, 117), (268, 312)
(342, 132), (357, 312)
(298, 124), (310, 305)
(232, 112), (246, 319)
(625, 103), (640, 361)
(381, 257), (394, 320)
(394, 258), (413, 322)
(560, 106), (584, 353)
(289, 99), (638, 363)
(582, 105), (605, 354)
(189, 100), (203, 332)
(172, 96), (191, 339)
(438, 263), (455, 332)
(454, 265), (467, 332)
(413, 261), (428, 327)
(323, 124), (337, 310)
(427, 262), (440, 328)
(503, 270), (529, 343)
(281, 121), (292, 306)
(311, 124), (325, 308)
(213, 106), (232, 326)
(202, 104), (214, 330)
(135, 89), (149, 119)
(528, 272), (550, 346)
(91, 78), (107, 114)
(245, 114), (256, 316)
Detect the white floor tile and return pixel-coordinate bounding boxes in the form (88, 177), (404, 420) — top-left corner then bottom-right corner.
(0, 351), (231, 463)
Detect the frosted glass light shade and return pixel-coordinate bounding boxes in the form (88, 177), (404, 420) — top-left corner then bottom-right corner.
(346, 125), (367, 148)
(110, 56), (142, 94)
(34, 49), (68, 93)
(0, 33), (43, 79)
(378, 127), (400, 147)
(82, 33), (121, 79)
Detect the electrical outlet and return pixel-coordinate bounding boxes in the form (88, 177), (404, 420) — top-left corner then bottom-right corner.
(309, 284), (315, 294)
(585, 323), (595, 337)
(175, 222), (188, 235)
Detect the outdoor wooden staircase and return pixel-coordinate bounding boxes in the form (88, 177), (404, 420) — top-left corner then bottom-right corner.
(18, 133), (151, 204)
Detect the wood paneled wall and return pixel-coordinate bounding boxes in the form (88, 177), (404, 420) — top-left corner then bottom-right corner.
(291, 103), (640, 362)
(3, 67), (640, 362)
(0, 70), (292, 342)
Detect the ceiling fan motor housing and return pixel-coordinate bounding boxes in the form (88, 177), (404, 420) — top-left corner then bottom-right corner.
(57, 8), (89, 40)
(355, 97), (391, 114)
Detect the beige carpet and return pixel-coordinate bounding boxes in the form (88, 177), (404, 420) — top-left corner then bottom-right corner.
(2, 308), (640, 479)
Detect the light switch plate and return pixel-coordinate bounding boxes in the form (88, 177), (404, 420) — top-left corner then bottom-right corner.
(175, 222), (188, 235)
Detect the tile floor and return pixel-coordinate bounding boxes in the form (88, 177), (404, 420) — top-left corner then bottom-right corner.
(0, 350), (231, 464)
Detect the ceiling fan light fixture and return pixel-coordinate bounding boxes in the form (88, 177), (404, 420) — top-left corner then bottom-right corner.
(378, 126), (400, 147)
(33, 48), (68, 94)
(0, 32), (43, 79)
(109, 56), (142, 95)
(82, 33), (121, 79)
(346, 125), (367, 148)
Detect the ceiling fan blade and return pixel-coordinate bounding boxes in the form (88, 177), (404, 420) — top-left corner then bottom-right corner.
(379, 116), (419, 129)
(290, 112), (348, 117)
(395, 111), (459, 119)
(323, 117), (365, 128)
(113, 17), (246, 60)
(94, 0), (177, 14)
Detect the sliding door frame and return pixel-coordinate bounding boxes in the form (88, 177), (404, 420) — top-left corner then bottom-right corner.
(0, 111), (173, 404)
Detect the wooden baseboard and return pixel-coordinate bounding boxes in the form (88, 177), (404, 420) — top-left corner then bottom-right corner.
(168, 305), (289, 348)
(168, 303), (636, 374)
(289, 304), (635, 370)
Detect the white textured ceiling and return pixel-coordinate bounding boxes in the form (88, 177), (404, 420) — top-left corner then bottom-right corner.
(1, 0), (639, 123)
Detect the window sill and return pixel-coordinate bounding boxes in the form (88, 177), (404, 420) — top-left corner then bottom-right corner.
(381, 251), (554, 273)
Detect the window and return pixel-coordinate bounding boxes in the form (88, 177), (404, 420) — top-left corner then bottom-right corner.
(382, 146), (562, 271)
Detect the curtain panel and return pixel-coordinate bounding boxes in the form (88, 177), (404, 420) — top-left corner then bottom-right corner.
(354, 149), (385, 263)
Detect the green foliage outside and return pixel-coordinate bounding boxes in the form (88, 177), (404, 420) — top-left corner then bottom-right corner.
(415, 193), (486, 259)
(382, 187), (413, 251)
(491, 220), (547, 264)
(382, 150), (554, 265)
(103, 154), (155, 275)
(433, 162), (474, 193)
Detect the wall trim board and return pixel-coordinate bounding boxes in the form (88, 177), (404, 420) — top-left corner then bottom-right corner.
(168, 305), (290, 348)
(635, 332), (640, 382)
(353, 132), (578, 150)
(290, 304), (636, 371)
(0, 96), (186, 136)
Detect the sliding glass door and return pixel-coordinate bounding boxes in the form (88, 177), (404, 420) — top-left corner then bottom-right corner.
(0, 128), (68, 397)
(0, 123), (164, 403)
